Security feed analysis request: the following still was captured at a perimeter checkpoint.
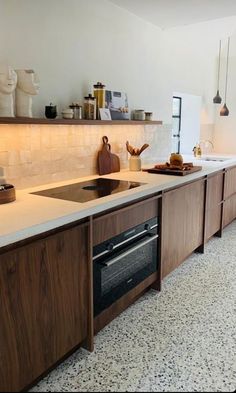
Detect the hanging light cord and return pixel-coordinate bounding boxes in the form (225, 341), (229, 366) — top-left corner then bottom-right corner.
(225, 37), (231, 103)
(217, 40), (222, 90)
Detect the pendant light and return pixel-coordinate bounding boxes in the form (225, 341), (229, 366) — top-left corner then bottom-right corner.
(213, 40), (222, 104)
(220, 37), (230, 116)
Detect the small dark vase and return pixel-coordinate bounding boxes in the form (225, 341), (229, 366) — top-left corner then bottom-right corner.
(45, 104), (57, 119)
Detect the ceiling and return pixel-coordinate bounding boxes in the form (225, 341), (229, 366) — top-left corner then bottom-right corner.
(108, 0), (236, 29)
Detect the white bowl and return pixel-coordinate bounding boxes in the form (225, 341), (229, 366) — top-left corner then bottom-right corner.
(62, 113), (74, 119)
(62, 109), (74, 119)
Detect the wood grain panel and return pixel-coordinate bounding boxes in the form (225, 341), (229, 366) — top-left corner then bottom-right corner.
(162, 180), (205, 278)
(0, 117), (163, 126)
(223, 194), (236, 228)
(224, 166), (236, 199)
(94, 272), (158, 334)
(93, 197), (158, 246)
(0, 223), (89, 392)
(205, 172), (224, 241)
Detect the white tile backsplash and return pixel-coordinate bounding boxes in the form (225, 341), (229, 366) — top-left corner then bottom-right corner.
(0, 124), (172, 189)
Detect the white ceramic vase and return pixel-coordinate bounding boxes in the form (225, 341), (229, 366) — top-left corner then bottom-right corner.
(129, 156), (142, 171)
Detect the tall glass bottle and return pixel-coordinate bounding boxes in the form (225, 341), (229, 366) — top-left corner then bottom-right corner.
(93, 82), (106, 119)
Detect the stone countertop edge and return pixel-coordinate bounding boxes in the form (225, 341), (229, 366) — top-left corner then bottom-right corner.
(0, 158), (236, 249)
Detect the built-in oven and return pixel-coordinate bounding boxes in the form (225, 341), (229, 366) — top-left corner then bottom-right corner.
(93, 217), (159, 316)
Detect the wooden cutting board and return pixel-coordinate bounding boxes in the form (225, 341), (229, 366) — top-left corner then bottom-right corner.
(98, 136), (120, 176)
(143, 166), (202, 176)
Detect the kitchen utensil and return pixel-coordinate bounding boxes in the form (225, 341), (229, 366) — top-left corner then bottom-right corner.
(98, 136), (120, 175)
(126, 141), (149, 156)
(139, 144), (149, 155)
(98, 136), (112, 175)
(0, 184), (16, 204)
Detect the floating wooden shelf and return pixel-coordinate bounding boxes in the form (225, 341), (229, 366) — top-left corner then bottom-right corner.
(0, 117), (163, 126)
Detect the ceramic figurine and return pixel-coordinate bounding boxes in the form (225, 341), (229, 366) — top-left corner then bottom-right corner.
(0, 65), (17, 117)
(15, 69), (40, 118)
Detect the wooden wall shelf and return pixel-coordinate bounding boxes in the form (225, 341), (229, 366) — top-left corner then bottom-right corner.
(0, 117), (163, 126)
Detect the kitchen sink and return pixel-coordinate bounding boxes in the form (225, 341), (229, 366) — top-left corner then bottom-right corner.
(202, 157), (230, 162)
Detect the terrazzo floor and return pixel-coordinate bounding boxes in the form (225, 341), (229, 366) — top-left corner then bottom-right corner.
(30, 221), (236, 392)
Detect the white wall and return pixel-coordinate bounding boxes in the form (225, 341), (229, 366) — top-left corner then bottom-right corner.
(213, 35), (236, 153)
(0, 0), (170, 121)
(1, 1), (236, 152)
(160, 17), (236, 152)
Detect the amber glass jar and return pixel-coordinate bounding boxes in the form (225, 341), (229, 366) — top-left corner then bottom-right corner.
(84, 94), (96, 120)
(93, 82), (106, 118)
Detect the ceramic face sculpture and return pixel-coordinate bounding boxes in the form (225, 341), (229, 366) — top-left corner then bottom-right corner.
(0, 65), (17, 117)
(16, 69), (40, 117)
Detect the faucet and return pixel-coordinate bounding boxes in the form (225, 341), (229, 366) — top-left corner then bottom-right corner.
(199, 140), (214, 154)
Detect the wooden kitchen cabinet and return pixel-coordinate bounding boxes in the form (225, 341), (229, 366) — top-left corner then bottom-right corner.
(162, 179), (205, 278)
(223, 194), (236, 228)
(93, 196), (158, 246)
(223, 166), (236, 228)
(0, 223), (89, 392)
(205, 171), (224, 241)
(224, 166), (236, 199)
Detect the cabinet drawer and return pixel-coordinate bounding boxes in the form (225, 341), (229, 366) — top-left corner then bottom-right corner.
(93, 197), (158, 246)
(225, 167), (236, 199)
(206, 172), (224, 208)
(223, 194), (236, 228)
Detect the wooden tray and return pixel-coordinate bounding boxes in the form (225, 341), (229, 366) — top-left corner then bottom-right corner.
(143, 166), (202, 176)
(0, 185), (16, 204)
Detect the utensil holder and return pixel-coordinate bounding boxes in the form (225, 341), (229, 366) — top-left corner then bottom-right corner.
(129, 156), (142, 171)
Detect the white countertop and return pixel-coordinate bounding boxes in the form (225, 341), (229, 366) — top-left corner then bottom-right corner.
(1, 154), (236, 249)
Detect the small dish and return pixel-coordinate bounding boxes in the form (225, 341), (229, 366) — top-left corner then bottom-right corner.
(62, 109), (74, 119)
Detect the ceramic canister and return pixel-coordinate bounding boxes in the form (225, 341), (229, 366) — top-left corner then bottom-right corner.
(45, 103), (57, 119)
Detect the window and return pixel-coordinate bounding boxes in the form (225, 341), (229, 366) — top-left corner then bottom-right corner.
(172, 96), (182, 154)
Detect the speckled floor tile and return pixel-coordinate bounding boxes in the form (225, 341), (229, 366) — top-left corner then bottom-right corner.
(30, 221), (236, 392)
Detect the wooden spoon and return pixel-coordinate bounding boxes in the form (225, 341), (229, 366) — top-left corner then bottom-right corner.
(139, 144), (149, 155)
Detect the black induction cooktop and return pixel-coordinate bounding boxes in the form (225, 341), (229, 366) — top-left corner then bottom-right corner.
(31, 178), (145, 203)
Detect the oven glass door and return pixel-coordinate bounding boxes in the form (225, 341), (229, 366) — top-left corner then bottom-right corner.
(94, 232), (158, 316)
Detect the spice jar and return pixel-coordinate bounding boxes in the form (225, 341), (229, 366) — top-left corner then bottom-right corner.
(84, 94), (96, 120)
(145, 112), (153, 121)
(93, 82), (106, 118)
(69, 103), (83, 120)
(133, 110), (145, 121)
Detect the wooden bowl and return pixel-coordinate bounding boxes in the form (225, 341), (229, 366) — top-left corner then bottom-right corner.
(0, 184), (16, 204)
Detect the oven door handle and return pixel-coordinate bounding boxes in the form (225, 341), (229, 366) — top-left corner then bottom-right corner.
(93, 223), (158, 261)
(100, 234), (159, 268)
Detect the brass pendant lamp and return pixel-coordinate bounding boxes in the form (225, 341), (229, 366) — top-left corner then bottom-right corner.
(220, 37), (230, 117)
(213, 40), (222, 104)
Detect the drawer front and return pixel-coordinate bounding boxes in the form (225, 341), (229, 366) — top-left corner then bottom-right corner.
(205, 206), (222, 241)
(206, 172), (224, 208)
(223, 194), (236, 228)
(205, 172), (224, 241)
(162, 179), (205, 278)
(93, 197), (158, 246)
(224, 167), (236, 199)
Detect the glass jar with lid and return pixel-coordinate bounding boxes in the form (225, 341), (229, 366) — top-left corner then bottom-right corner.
(93, 82), (106, 118)
(69, 103), (83, 120)
(84, 94), (96, 120)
